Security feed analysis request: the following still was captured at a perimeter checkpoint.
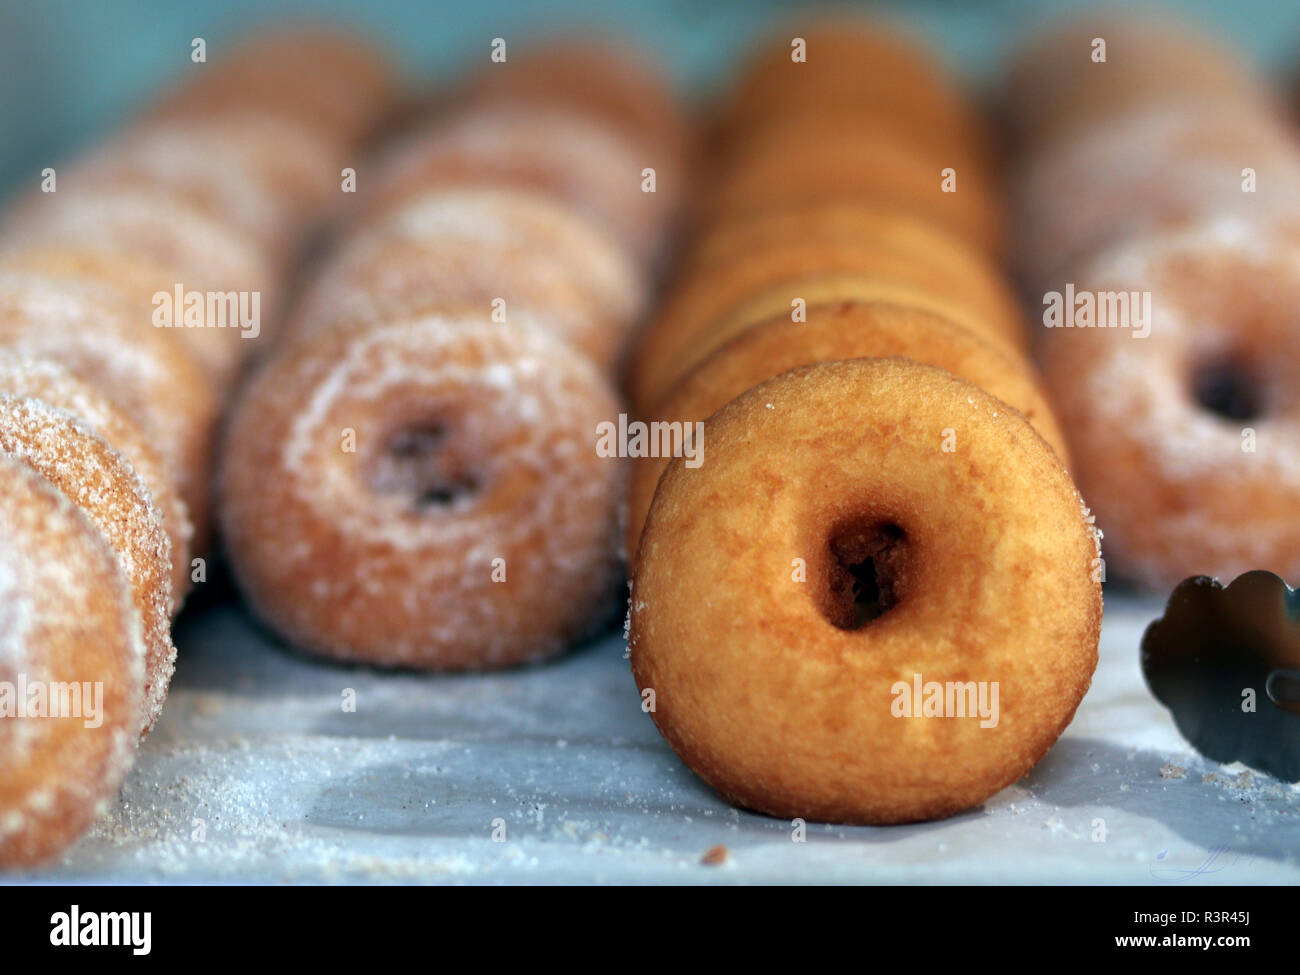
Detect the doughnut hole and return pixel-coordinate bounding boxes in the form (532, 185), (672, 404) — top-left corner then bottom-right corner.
(1191, 352), (1266, 423)
(823, 520), (909, 629)
(368, 419), (483, 511)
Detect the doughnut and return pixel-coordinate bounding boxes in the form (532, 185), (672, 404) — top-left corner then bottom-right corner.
(0, 352), (192, 609)
(219, 312), (624, 670)
(1039, 217), (1300, 590)
(146, 24), (399, 149)
(0, 395), (173, 738)
(628, 236), (1028, 415)
(0, 458), (144, 868)
(718, 19), (984, 146)
(0, 270), (221, 541)
(1012, 102), (1300, 292)
(362, 106), (673, 264)
(629, 357), (1102, 824)
(0, 190), (271, 384)
(685, 201), (993, 272)
(459, 37), (692, 181)
(699, 131), (1003, 255)
(711, 110), (995, 200)
(82, 115), (340, 258)
(1001, 13), (1271, 151)
(287, 188), (647, 369)
(625, 301), (1069, 561)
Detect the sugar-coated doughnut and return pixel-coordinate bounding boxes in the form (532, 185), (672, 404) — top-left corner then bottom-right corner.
(1012, 102), (1300, 292)
(85, 115), (340, 258)
(0, 458), (144, 868)
(1001, 13), (1271, 152)
(459, 37), (692, 181)
(0, 353), (192, 610)
(630, 358), (1102, 824)
(626, 302), (1069, 561)
(0, 396), (174, 737)
(1040, 218), (1300, 590)
(363, 106), (672, 264)
(0, 270), (220, 543)
(220, 313), (624, 670)
(146, 24), (398, 149)
(628, 237), (1027, 414)
(288, 188), (646, 369)
(0, 191), (270, 384)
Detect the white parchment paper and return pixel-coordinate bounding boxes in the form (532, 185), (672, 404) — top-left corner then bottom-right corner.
(12, 591), (1299, 885)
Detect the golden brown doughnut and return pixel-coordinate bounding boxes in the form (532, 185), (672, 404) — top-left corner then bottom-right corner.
(625, 302), (1069, 561)
(220, 312), (624, 670)
(630, 357), (1102, 824)
(628, 238), (1027, 415)
(0, 396), (173, 738)
(699, 131), (1003, 255)
(0, 352), (192, 610)
(0, 458), (144, 868)
(1039, 217), (1300, 590)
(718, 19), (984, 145)
(711, 109), (995, 200)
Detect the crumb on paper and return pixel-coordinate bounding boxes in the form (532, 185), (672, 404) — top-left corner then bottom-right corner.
(700, 844), (728, 866)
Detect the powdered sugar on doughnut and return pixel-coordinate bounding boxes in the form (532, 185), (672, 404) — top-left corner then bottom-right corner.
(221, 313), (624, 669)
(1043, 217), (1300, 587)
(370, 187), (647, 327)
(0, 352), (193, 611)
(0, 270), (220, 520)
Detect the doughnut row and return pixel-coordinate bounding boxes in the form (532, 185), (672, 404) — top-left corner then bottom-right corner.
(218, 38), (691, 671)
(626, 20), (1102, 825)
(0, 27), (397, 867)
(1003, 14), (1300, 589)
(624, 18), (1067, 562)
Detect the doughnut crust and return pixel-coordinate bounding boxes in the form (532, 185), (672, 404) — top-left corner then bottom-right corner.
(629, 358), (1102, 824)
(0, 458), (144, 867)
(220, 313), (624, 670)
(626, 302), (1068, 561)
